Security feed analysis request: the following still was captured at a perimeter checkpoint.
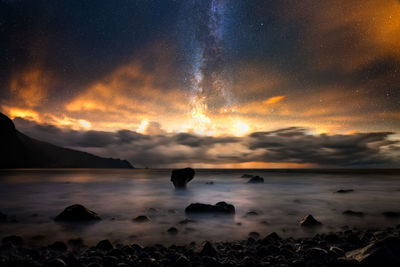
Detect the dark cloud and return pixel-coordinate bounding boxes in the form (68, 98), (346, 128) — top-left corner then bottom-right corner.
(14, 118), (399, 168)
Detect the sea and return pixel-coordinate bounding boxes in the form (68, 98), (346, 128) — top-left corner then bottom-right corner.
(0, 169), (399, 247)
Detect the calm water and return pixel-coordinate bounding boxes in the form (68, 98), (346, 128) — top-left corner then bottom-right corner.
(0, 169), (399, 246)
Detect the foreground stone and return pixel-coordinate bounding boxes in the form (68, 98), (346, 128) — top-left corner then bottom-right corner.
(299, 214), (322, 227)
(171, 168), (195, 188)
(54, 204), (101, 221)
(0, 228), (399, 267)
(185, 202), (235, 214)
(346, 236), (400, 266)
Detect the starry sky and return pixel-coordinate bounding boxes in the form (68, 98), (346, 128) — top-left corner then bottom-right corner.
(1, 0), (399, 168)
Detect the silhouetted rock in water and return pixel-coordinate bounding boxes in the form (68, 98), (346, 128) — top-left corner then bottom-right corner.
(343, 210), (365, 217)
(200, 241), (218, 257)
(346, 236), (400, 266)
(185, 202), (235, 214)
(0, 112), (133, 168)
(205, 181), (214, 185)
(2, 235), (24, 247)
(133, 215), (150, 222)
(174, 255), (191, 267)
(54, 204), (101, 221)
(336, 189), (354, 193)
(171, 168), (195, 188)
(178, 218), (196, 224)
(246, 211), (259, 216)
(382, 211), (400, 218)
(167, 227), (178, 235)
(96, 240), (113, 251)
(299, 214), (322, 227)
(0, 212), (6, 221)
(50, 241), (67, 251)
(241, 174), (254, 178)
(247, 176), (264, 183)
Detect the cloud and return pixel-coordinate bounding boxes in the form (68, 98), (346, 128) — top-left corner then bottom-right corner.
(14, 118), (400, 168)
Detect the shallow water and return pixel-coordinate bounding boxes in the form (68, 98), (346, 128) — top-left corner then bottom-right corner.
(0, 169), (399, 246)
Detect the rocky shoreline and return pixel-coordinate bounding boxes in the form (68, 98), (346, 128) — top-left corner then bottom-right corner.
(1, 226), (400, 267)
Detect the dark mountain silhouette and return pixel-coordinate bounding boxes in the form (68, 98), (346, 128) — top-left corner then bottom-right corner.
(0, 113), (133, 169)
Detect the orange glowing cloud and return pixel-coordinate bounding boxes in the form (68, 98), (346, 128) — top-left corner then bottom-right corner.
(263, 96), (286, 105)
(10, 68), (52, 108)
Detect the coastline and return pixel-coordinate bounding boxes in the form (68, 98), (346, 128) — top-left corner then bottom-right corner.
(1, 226), (400, 266)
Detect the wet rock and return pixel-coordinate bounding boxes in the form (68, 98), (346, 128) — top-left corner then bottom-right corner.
(96, 240), (113, 251)
(0, 212), (6, 221)
(46, 258), (67, 267)
(133, 215), (151, 222)
(200, 241), (218, 257)
(168, 227), (178, 235)
(260, 232), (281, 245)
(50, 241), (67, 251)
(54, 204), (101, 221)
(336, 189), (354, 193)
(247, 176), (264, 184)
(171, 168), (195, 188)
(382, 211), (400, 218)
(178, 218), (196, 224)
(2, 235), (23, 246)
(173, 255), (191, 267)
(249, 232), (260, 239)
(299, 215), (322, 227)
(343, 210), (365, 217)
(346, 236), (400, 266)
(185, 201), (235, 214)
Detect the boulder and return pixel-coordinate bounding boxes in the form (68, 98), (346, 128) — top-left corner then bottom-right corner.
(132, 215), (150, 222)
(171, 168), (195, 188)
(54, 204), (101, 221)
(247, 176), (264, 184)
(96, 239), (113, 251)
(0, 212), (6, 221)
(382, 211), (400, 218)
(336, 189), (354, 193)
(343, 210), (365, 217)
(346, 236), (400, 266)
(167, 227), (178, 235)
(200, 241), (218, 257)
(185, 202), (235, 214)
(299, 215), (322, 227)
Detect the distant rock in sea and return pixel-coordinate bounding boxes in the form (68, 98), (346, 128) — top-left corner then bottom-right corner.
(382, 211), (400, 218)
(170, 167), (195, 188)
(343, 210), (365, 217)
(54, 204), (101, 221)
(336, 189), (354, 193)
(299, 214), (322, 227)
(0, 112), (133, 169)
(185, 202), (235, 214)
(132, 215), (151, 222)
(247, 176), (264, 183)
(241, 174), (254, 178)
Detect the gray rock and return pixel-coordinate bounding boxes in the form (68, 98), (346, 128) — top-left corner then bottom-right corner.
(185, 202), (235, 214)
(54, 204), (101, 221)
(171, 168), (195, 188)
(346, 236), (400, 266)
(132, 215), (150, 222)
(96, 240), (113, 251)
(247, 176), (264, 184)
(299, 215), (322, 227)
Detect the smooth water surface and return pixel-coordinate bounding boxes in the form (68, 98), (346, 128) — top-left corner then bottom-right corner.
(0, 169), (399, 246)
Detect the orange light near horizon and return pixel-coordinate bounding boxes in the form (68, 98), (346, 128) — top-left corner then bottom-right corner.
(263, 95), (286, 105)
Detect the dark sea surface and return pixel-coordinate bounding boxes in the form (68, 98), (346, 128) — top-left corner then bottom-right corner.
(0, 169), (399, 246)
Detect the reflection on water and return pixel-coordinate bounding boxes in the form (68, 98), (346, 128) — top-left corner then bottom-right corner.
(0, 169), (399, 246)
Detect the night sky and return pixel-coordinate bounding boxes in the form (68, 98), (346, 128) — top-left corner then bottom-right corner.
(1, 0), (399, 168)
